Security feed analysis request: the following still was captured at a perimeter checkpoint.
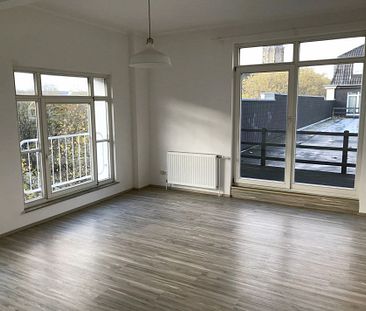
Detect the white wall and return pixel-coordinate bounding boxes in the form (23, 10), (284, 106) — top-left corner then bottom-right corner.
(128, 35), (151, 189)
(149, 32), (234, 194)
(149, 22), (366, 206)
(0, 6), (133, 235)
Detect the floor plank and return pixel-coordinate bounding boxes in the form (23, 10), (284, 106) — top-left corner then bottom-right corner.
(1, 188), (366, 310)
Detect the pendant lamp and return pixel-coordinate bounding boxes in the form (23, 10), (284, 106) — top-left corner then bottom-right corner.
(129, 0), (172, 68)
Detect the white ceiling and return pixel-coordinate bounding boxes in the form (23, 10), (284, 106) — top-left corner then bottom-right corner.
(4, 0), (366, 35)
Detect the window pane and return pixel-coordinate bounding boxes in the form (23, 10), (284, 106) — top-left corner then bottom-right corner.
(41, 74), (89, 96)
(93, 78), (107, 96)
(97, 142), (111, 181)
(299, 37), (365, 61)
(17, 101), (43, 202)
(239, 44), (293, 65)
(295, 64), (362, 188)
(21, 152), (43, 202)
(17, 101), (40, 151)
(46, 103), (93, 192)
(14, 72), (36, 95)
(240, 71), (289, 182)
(95, 101), (109, 140)
(353, 63), (363, 75)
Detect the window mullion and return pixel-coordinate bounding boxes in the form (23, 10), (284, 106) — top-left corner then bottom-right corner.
(41, 96), (93, 103)
(298, 56), (365, 67)
(107, 77), (115, 181)
(35, 71), (52, 199)
(94, 96), (109, 101)
(38, 97), (51, 200)
(354, 50), (366, 192)
(31, 72), (48, 201)
(96, 138), (110, 143)
(90, 77), (99, 185)
(287, 42), (300, 189)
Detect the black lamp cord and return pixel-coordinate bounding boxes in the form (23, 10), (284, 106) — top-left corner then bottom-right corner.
(146, 0), (154, 44)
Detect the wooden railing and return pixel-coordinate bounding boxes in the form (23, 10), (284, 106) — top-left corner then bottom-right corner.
(241, 128), (357, 174)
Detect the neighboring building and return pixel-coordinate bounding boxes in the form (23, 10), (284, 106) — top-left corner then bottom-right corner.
(325, 44), (364, 116)
(263, 45), (284, 63)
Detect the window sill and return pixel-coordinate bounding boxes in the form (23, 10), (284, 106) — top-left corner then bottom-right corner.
(22, 181), (119, 214)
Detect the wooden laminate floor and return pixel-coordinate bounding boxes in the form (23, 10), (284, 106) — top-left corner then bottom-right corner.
(1, 188), (366, 310)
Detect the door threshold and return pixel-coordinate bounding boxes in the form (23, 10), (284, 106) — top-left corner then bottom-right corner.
(231, 185), (359, 214)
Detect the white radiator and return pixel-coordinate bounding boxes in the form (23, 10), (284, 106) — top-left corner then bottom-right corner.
(167, 152), (220, 190)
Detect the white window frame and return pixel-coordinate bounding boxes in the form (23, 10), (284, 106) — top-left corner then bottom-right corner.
(233, 34), (366, 199)
(14, 68), (115, 209)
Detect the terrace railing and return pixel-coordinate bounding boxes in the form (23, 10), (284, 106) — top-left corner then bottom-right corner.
(241, 128), (357, 174)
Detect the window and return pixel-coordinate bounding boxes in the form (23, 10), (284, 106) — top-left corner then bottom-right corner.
(294, 64), (362, 188)
(15, 70), (114, 206)
(239, 44), (293, 65)
(14, 72), (36, 95)
(17, 101), (43, 202)
(240, 71), (289, 182)
(95, 100), (111, 181)
(299, 37), (365, 61)
(46, 103), (93, 192)
(41, 74), (89, 96)
(353, 63), (363, 75)
(236, 35), (365, 192)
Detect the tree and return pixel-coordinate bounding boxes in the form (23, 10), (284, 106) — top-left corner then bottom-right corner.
(297, 68), (331, 97)
(242, 68), (331, 99)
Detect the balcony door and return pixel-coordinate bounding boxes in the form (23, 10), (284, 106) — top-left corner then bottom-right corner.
(238, 67), (293, 187)
(235, 37), (365, 197)
(44, 101), (96, 196)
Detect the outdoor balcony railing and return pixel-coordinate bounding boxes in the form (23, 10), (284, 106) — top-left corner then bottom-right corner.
(20, 132), (92, 196)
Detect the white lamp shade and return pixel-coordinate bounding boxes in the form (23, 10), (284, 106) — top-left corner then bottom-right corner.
(129, 43), (172, 68)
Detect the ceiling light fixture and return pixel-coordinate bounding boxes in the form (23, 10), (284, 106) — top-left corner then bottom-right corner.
(129, 0), (172, 68)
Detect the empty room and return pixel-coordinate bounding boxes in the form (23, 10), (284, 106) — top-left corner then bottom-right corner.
(1, 0), (366, 310)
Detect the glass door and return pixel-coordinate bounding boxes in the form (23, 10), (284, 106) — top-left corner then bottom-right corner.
(238, 67), (291, 185)
(44, 102), (95, 196)
(236, 36), (365, 196)
(294, 64), (363, 189)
